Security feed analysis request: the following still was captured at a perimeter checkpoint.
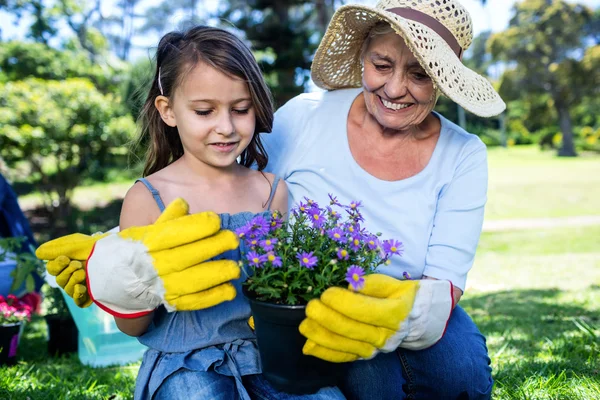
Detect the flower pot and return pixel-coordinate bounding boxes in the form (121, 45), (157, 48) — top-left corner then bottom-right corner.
(0, 322), (22, 366)
(45, 314), (78, 356)
(244, 288), (346, 394)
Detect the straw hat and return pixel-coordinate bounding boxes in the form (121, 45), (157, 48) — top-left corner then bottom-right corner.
(311, 0), (506, 117)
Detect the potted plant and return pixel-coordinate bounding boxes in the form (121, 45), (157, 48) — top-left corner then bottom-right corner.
(0, 236), (42, 297)
(237, 194), (404, 394)
(0, 294), (33, 366)
(42, 284), (78, 356)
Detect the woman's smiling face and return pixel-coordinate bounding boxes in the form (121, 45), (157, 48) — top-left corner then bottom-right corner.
(361, 31), (437, 132)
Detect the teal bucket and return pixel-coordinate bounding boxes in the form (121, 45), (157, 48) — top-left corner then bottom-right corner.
(61, 290), (147, 367)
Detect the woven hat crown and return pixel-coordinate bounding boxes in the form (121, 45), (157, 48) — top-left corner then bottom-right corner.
(375, 0), (473, 50)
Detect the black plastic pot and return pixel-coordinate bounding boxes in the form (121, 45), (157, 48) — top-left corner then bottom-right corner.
(45, 314), (78, 356)
(244, 288), (346, 394)
(0, 322), (22, 366)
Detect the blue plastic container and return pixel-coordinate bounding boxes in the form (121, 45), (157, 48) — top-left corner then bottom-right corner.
(0, 252), (25, 297)
(61, 290), (147, 367)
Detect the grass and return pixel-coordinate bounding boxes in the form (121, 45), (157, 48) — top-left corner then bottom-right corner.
(486, 146), (600, 220)
(0, 319), (138, 399)
(464, 225), (600, 399)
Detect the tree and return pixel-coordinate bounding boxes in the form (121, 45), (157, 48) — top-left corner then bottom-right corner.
(0, 0), (57, 43)
(0, 78), (136, 234)
(218, 0), (327, 106)
(100, 0), (143, 60)
(0, 41), (123, 93)
(140, 0), (207, 37)
(489, 0), (598, 156)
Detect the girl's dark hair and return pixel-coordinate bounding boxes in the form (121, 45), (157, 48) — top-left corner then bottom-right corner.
(136, 26), (274, 176)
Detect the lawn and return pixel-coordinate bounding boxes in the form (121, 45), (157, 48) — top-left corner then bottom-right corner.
(485, 146), (600, 220)
(1, 146), (599, 399)
(465, 225), (600, 400)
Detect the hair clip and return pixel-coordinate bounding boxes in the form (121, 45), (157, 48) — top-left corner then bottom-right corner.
(158, 67), (164, 95)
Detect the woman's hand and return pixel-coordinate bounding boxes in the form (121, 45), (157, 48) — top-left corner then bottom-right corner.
(299, 274), (454, 363)
(423, 275), (463, 306)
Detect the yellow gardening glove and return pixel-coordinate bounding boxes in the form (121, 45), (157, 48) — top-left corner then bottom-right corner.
(299, 274), (453, 363)
(39, 201), (190, 308)
(36, 198), (240, 318)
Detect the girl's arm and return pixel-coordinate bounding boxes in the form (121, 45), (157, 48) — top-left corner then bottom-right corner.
(113, 182), (162, 337)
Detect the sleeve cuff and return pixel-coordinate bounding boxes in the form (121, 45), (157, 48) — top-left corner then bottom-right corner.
(422, 265), (467, 292)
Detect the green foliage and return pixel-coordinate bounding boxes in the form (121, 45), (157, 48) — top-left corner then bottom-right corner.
(0, 237), (44, 294)
(0, 41), (126, 93)
(489, 0), (598, 156)
(41, 285), (70, 318)
(0, 78), (135, 232)
(219, 0), (328, 106)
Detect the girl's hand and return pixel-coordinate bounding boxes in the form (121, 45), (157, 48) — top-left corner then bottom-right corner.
(37, 198), (240, 318)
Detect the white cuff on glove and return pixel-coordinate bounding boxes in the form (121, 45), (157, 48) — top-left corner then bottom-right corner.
(86, 235), (167, 318)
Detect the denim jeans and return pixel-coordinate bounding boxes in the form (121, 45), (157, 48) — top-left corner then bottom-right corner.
(338, 306), (493, 400)
(244, 374), (346, 400)
(153, 368), (346, 400)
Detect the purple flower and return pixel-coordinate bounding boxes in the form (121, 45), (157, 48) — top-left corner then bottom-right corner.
(269, 213), (283, 230)
(326, 227), (345, 243)
(246, 251), (267, 267)
(344, 223), (360, 235)
(246, 237), (260, 248)
(336, 248), (349, 260)
(250, 215), (270, 236)
(349, 234), (362, 251)
(402, 271), (412, 280)
(326, 206), (342, 221)
(348, 200), (362, 210)
(365, 235), (379, 250)
(346, 265), (365, 291)
(260, 238), (278, 252)
(328, 194), (342, 206)
(303, 197), (320, 209)
(297, 251), (318, 269)
(308, 208), (325, 228)
(297, 201), (310, 214)
(235, 224), (250, 239)
(267, 252), (283, 267)
(383, 239), (404, 257)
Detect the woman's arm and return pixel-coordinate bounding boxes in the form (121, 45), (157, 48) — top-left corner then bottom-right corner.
(269, 179), (289, 217)
(113, 182), (161, 337)
(422, 138), (488, 298)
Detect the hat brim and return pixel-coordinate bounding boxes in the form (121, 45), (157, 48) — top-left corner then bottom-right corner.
(311, 5), (506, 118)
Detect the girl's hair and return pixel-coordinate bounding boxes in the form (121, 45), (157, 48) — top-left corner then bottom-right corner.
(137, 26), (274, 176)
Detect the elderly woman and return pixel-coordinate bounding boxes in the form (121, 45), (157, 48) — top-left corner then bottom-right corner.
(260, 0), (505, 398)
(37, 0), (503, 398)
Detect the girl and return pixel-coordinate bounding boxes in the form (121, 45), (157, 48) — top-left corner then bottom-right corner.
(117, 26), (345, 400)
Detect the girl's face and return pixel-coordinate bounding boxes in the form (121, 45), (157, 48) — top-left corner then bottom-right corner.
(361, 32), (436, 132)
(158, 61), (256, 170)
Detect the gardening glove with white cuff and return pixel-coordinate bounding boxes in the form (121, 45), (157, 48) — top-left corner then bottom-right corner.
(36, 198), (240, 318)
(299, 274), (453, 363)
(38, 201), (188, 308)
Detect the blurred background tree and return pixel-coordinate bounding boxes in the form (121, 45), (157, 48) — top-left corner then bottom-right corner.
(0, 78), (135, 234)
(489, 0), (599, 157)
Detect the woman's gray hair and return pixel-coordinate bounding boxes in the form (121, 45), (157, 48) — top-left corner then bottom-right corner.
(360, 21), (395, 64)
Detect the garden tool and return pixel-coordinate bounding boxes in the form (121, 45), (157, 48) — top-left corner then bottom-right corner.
(299, 274), (453, 363)
(36, 198), (240, 318)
